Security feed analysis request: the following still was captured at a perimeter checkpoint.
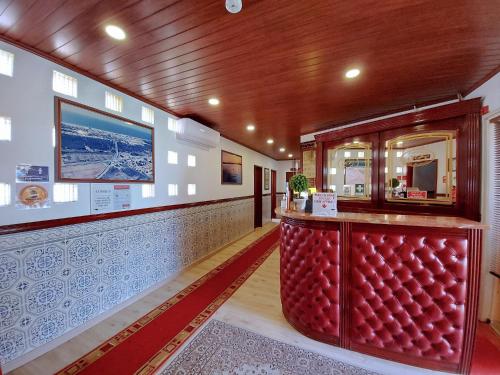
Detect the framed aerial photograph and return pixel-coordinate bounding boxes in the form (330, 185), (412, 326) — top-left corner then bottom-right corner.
(55, 97), (154, 183)
(264, 168), (270, 190)
(221, 150), (242, 184)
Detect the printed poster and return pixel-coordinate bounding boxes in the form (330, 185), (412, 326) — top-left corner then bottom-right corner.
(16, 164), (49, 182)
(16, 184), (50, 209)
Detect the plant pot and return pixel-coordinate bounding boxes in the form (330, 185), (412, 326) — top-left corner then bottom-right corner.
(294, 198), (307, 212)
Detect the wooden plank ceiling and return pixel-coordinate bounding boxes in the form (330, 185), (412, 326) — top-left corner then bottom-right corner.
(0, 0), (499, 159)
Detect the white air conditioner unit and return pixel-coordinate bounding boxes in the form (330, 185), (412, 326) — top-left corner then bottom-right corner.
(176, 118), (220, 150)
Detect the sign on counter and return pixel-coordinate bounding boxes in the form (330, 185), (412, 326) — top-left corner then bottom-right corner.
(312, 192), (337, 215)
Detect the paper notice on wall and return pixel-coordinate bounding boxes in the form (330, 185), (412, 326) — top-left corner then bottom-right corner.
(113, 185), (131, 210)
(91, 185), (113, 213)
(91, 184), (131, 213)
(312, 192), (337, 216)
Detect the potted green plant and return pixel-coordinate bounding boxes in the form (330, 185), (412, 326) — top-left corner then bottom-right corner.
(289, 174), (309, 212)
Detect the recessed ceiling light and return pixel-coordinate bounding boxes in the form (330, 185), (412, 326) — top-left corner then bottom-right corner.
(208, 98), (220, 106)
(397, 141), (403, 146)
(226, 0), (243, 13)
(266, 139), (274, 144)
(288, 153), (293, 158)
(105, 25), (126, 40)
(279, 147), (285, 152)
(246, 124), (255, 131)
(345, 68), (361, 79)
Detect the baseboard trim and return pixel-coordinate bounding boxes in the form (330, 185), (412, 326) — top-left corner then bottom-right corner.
(3, 227), (256, 373)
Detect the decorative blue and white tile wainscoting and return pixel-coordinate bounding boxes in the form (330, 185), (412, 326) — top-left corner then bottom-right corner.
(0, 197), (254, 370)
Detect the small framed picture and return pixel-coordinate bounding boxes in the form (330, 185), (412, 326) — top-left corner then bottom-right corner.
(342, 185), (352, 196)
(355, 183), (365, 195)
(221, 150), (243, 184)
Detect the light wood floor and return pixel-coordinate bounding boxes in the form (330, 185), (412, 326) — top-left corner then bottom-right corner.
(10, 222), (448, 375)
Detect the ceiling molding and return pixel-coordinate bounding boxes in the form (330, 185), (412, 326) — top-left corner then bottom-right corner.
(300, 95), (459, 137)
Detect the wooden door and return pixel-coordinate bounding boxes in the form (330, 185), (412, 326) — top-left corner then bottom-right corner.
(271, 170), (277, 219)
(254, 165), (263, 227)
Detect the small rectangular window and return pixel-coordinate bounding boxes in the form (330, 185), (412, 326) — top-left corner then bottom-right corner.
(329, 185), (336, 192)
(0, 183), (11, 206)
(53, 183), (78, 203)
(187, 184), (196, 195)
(0, 49), (14, 77)
(358, 151), (365, 158)
(396, 167), (403, 174)
(167, 117), (178, 132)
(105, 91), (123, 112)
(187, 154), (196, 167)
(141, 106), (154, 124)
(344, 151), (351, 158)
(0, 116), (11, 141)
(396, 151), (403, 158)
(168, 184), (178, 196)
(329, 168), (336, 175)
(168, 150), (178, 164)
(52, 70), (78, 97)
(141, 184), (155, 198)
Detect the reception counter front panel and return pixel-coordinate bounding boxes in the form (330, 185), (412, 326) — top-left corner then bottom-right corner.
(280, 220), (341, 344)
(278, 210), (484, 374)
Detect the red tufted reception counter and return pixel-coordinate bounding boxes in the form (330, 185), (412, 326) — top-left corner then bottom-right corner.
(277, 208), (486, 374)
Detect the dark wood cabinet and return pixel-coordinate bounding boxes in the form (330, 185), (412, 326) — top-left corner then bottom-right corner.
(313, 99), (482, 221)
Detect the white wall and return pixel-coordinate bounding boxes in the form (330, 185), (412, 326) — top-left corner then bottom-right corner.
(466, 72), (500, 321)
(276, 160), (296, 192)
(0, 41), (281, 226)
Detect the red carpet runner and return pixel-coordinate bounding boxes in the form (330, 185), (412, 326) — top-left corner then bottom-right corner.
(56, 226), (280, 375)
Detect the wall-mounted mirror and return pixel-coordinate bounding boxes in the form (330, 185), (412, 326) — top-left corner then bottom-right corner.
(385, 131), (456, 205)
(326, 142), (371, 200)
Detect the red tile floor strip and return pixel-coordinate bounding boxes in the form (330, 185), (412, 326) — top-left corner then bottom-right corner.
(471, 322), (500, 374)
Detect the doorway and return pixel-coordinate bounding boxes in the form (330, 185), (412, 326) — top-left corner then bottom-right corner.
(254, 165), (262, 228)
(271, 169), (277, 219)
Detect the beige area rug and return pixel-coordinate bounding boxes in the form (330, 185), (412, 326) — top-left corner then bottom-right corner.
(160, 320), (379, 375)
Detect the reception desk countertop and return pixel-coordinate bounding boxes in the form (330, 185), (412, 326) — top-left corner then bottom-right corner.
(275, 208), (486, 229)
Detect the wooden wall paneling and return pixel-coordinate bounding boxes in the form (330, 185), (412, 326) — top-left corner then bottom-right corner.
(339, 221), (351, 349)
(459, 228), (483, 374)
